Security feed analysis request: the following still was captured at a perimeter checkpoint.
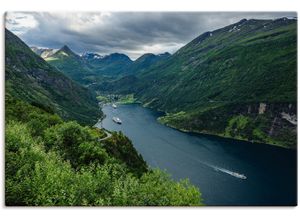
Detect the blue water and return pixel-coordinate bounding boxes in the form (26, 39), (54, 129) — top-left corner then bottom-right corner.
(96, 104), (297, 206)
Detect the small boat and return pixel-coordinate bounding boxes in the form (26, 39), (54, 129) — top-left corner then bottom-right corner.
(112, 117), (122, 124)
(112, 103), (117, 109)
(213, 167), (247, 179)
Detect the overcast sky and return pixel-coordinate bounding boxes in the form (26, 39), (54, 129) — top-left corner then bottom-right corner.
(6, 12), (297, 60)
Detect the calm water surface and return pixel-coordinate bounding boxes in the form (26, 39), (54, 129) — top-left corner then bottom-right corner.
(96, 104), (297, 205)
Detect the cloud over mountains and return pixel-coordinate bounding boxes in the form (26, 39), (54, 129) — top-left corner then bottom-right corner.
(6, 12), (296, 59)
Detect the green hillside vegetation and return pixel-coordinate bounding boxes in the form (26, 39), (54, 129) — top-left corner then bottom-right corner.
(43, 49), (170, 85)
(99, 18), (297, 148)
(5, 29), (100, 125)
(45, 50), (134, 84)
(134, 18), (297, 108)
(88, 53), (171, 92)
(45, 45), (96, 83)
(5, 95), (202, 206)
(126, 52), (171, 75)
(86, 53), (133, 76)
(5, 29), (202, 206)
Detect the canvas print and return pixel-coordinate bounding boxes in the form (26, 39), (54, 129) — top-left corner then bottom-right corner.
(5, 12), (297, 206)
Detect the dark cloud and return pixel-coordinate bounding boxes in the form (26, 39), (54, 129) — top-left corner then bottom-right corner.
(6, 12), (297, 59)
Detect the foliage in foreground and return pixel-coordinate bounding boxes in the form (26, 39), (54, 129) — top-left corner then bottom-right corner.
(5, 97), (202, 206)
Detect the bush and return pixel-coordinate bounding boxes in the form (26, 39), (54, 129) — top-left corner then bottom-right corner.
(27, 112), (63, 136)
(103, 132), (148, 176)
(5, 100), (203, 206)
(111, 169), (202, 206)
(44, 121), (106, 168)
(78, 142), (108, 167)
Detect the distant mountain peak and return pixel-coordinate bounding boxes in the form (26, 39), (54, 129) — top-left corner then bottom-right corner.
(103, 53), (132, 62)
(135, 52), (170, 62)
(238, 18), (248, 24)
(57, 45), (77, 57)
(158, 52), (171, 57)
(81, 52), (104, 60)
(138, 53), (155, 58)
(61, 45), (71, 51)
(60, 45), (74, 53)
(108, 52), (130, 58)
(30, 46), (58, 59)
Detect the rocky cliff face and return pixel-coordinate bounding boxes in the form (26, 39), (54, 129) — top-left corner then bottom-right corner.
(31, 47), (58, 59)
(159, 102), (297, 148)
(226, 102), (296, 148)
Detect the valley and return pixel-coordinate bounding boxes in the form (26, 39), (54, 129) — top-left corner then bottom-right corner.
(5, 28), (202, 206)
(5, 13), (297, 206)
(35, 17), (297, 148)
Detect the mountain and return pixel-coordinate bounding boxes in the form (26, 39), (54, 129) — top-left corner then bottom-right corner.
(82, 51), (170, 76)
(40, 47), (169, 83)
(83, 52), (133, 76)
(45, 49), (133, 83)
(126, 52), (171, 74)
(45, 45), (95, 82)
(81, 52), (104, 60)
(5, 31), (201, 207)
(5, 29), (101, 125)
(100, 18), (297, 148)
(88, 52), (171, 91)
(31, 46), (58, 59)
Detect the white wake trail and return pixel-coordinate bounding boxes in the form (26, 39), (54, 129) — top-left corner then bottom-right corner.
(148, 135), (247, 180)
(210, 165), (247, 179)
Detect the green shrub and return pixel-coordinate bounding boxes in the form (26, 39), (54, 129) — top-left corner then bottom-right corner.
(5, 99), (202, 206)
(44, 121), (105, 168)
(102, 132), (148, 176)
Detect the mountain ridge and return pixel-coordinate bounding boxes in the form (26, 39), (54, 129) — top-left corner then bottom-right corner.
(35, 45), (171, 80)
(98, 17), (297, 148)
(5, 29), (101, 125)
(30, 46), (58, 59)
(44, 45), (95, 82)
(26, 17), (297, 147)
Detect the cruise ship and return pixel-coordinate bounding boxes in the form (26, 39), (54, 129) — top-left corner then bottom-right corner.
(112, 117), (122, 124)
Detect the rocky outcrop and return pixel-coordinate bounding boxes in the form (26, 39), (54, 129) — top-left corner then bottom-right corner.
(258, 103), (267, 114)
(161, 102), (297, 148)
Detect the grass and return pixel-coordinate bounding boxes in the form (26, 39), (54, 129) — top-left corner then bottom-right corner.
(96, 95), (110, 103)
(116, 94), (137, 104)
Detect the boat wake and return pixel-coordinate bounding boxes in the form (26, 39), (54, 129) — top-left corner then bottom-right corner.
(126, 134), (247, 180)
(211, 166), (247, 179)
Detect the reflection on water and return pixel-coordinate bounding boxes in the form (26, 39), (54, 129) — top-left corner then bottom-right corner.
(97, 104), (297, 206)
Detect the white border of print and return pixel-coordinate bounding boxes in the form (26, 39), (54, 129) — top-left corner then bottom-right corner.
(0, 0), (299, 220)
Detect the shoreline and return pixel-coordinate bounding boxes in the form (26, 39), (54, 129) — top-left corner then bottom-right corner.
(159, 120), (294, 150)
(99, 101), (295, 150)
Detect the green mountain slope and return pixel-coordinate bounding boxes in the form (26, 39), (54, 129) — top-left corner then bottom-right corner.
(135, 18), (297, 106)
(126, 52), (171, 74)
(45, 50), (133, 84)
(44, 50), (169, 84)
(84, 52), (133, 76)
(89, 52), (170, 93)
(5, 30), (202, 205)
(5, 29), (100, 125)
(45, 45), (95, 83)
(101, 18), (297, 148)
